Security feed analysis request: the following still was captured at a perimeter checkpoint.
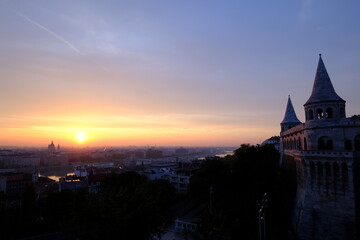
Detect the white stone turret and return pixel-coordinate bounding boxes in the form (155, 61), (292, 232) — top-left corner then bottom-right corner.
(281, 95), (301, 132)
(279, 55), (359, 240)
(304, 54), (346, 121)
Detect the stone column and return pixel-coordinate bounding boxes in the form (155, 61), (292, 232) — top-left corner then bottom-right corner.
(305, 162), (311, 190)
(347, 162), (354, 195)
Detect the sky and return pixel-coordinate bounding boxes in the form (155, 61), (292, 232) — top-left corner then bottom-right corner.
(0, 0), (360, 147)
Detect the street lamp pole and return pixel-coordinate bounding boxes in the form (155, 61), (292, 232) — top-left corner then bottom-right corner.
(258, 192), (267, 240)
(209, 187), (213, 212)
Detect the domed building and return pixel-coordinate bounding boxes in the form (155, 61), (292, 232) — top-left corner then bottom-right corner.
(48, 141), (56, 153)
(280, 55), (360, 240)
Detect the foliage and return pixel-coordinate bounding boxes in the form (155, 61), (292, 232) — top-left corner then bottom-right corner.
(0, 172), (175, 240)
(0, 144), (294, 239)
(189, 144), (291, 240)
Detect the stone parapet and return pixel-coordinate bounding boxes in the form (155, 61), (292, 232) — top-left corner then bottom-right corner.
(282, 117), (360, 138)
(285, 150), (354, 163)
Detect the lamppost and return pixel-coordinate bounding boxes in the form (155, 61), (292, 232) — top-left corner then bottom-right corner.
(258, 192), (267, 240)
(209, 186), (213, 212)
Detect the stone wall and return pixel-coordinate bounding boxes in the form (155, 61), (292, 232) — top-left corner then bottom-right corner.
(288, 154), (357, 240)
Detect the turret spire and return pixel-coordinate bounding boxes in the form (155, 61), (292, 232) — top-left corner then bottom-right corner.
(281, 95), (301, 124)
(304, 54), (344, 105)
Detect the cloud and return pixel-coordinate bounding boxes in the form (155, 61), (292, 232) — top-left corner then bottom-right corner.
(60, 14), (121, 56)
(0, 112), (271, 131)
(11, 8), (83, 55)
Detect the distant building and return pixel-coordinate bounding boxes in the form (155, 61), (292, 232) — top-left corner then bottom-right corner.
(65, 164), (114, 193)
(144, 167), (172, 181)
(41, 154), (68, 166)
(145, 148), (163, 159)
(144, 161), (197, 193)
(134, 150), (145, 159)
(48, 141), (56, 153)
(59, 175), (87, 192)
(169, 171), (191, 192)
(280, 55), (360, 239)
(87, 171), (111, 194)
(0, 152), (40, 168)
(0, 172), (33, 196)
(175, 218), (197, 233)
(261, 136), (280, 151)
(34, 176), (57, 199)
(175, 147), (189, 155)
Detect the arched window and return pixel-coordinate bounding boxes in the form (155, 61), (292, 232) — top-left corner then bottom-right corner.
(318, 136), (333, 150)
(318, 138), (326, 150)
(317, 109), (324, 119)
(344, 140), (352, 150)
(308, 109), (314, 120)
(355, 135), (360, 151)
(327, 140), (333, 150)
(298, 137), (301, 150)
(326, 108), (333, 118)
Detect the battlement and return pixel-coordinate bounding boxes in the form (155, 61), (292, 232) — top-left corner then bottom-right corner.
(298, 150), (354, 159)
(282, 118), (360, 138)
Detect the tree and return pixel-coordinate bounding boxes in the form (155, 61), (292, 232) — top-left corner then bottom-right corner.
(189, 144), (290, 240)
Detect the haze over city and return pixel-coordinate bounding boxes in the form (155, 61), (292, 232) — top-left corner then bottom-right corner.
(1, 0), (360, 147)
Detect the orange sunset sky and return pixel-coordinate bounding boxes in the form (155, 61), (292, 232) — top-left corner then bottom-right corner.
(1, 1), (360, 147)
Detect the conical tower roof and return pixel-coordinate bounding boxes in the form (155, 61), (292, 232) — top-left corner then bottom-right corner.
(281, 96), (301, 124)
(304, 54), (344, 105)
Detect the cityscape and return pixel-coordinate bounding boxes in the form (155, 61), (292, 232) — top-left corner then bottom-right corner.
(1, 1), (360, 240)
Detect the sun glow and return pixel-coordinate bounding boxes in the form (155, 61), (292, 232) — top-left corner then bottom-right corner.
(75, 132), (87, 143)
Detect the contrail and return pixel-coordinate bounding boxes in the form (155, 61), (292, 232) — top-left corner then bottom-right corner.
(12, 9), (83, 55)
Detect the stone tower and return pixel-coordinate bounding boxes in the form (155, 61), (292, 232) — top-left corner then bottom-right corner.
(304, 54), (346, 122)
(281, 95), (301, 132)
(280, 55), (360, 240)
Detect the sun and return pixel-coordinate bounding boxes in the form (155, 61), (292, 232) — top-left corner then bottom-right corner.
(75, 132), (87, 143)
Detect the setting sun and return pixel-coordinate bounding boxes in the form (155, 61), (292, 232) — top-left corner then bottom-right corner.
(75, 132), (87, 143)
